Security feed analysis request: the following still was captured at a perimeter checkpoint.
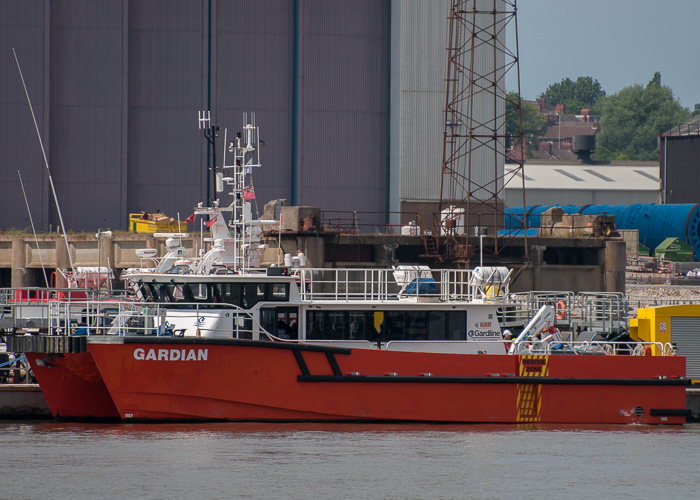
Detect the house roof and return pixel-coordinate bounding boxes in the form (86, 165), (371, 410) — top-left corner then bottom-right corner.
(504, 161), (659, 191)
(543, 123), (599, 139)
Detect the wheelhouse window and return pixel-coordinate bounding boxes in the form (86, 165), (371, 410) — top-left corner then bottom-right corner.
(306, 310), (466, 341)
(268, 283), (289, 301)
(139, 280), (289, 308)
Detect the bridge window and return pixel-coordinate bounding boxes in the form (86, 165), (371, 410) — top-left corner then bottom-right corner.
(305, 310), (466, 341)
(139, 281), (289, 309)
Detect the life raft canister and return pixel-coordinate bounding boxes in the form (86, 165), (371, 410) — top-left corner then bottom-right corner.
(555, 300), (565, 320)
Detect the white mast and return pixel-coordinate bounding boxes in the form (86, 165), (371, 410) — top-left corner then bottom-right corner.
(13, 48), (76, 277)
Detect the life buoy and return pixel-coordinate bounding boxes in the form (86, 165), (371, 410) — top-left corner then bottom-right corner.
(555, 300), (565, 320)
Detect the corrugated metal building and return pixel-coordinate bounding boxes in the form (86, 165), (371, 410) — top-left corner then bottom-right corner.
(0, 0), (393, 231)
(390, 0), (447, 218)
(2, 0), (509, 233)
(391, 0), (507, 224)
(660, 115), (700, 204)
(504, 161), (661, 207)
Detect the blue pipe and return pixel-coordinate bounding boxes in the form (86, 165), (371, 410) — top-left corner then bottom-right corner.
(505, 204), (700, 259)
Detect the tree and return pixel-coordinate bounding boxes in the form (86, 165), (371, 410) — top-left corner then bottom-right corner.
(544, 76), (606, 114)
(505, 92), (546, 149)
(693, 103), (700, 117)
(595, 73), (691, 161)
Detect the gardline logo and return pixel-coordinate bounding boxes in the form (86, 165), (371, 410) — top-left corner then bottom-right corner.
(467, 329), (501, 339)
(133, 348), (208, 361)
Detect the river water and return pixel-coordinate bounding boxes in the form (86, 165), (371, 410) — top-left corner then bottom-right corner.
(2, 421), (699, 499)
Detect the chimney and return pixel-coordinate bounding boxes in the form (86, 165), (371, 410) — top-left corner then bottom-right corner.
(555, 103), (565, 114)
(537, 96), (547, 111)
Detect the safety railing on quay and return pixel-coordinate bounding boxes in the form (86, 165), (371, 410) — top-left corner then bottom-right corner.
(320, 210), (424, 235)
(626, 296), (700, 313)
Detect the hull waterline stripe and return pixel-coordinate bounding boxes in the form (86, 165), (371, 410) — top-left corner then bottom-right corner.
(297, 375), (688, 386)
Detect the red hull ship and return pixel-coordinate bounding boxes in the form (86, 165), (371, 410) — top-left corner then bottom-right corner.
(82, 337), (687, 425)
(25, 351), (120, 421)
(5, 117), (689, 425)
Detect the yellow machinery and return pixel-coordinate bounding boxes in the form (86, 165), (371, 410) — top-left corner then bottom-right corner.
(630, 304), (700, 382)
(128, 212), (180, 234)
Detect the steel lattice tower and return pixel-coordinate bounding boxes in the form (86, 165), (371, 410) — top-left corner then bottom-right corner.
(439, 0), (526, 262)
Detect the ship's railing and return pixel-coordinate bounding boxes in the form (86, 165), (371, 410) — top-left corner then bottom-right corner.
(0, 287), (104, 331)
(39, 298), (267, 340)
(293, 267), (510, 302)
(503, 291), (630, 335)
(577, 292), (628, 334)
(512, 340), (673, 356)
(506, 291), (576, 329)
(301, 340), (375, 350)
(384, 340), (504, 354)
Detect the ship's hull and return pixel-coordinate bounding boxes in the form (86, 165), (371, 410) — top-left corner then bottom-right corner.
(25, 352), (120, 421)
(84, 338), (687, 425)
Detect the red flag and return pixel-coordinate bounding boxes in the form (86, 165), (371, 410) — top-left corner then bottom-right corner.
(185, 213), (195, 223)
(205, 216), (217, 228)
(242, 185), (255, 201)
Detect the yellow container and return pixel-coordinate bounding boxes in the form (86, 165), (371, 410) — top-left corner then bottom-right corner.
(128, 213), (181, 233)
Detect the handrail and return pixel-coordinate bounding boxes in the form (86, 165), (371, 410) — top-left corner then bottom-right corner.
(512, 339), (671, 356)
(294, 267), (510, 302)
(27, 298), (273, 340)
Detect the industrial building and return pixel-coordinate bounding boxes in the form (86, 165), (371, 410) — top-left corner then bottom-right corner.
(504, 160), (660, 207)
(660, 114), (700, 204)
(1, 0), (495, 233)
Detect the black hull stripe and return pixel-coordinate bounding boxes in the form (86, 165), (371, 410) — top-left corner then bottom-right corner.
(297, 375), (689, 386)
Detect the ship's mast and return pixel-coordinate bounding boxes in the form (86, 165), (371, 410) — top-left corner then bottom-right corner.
(223, 113), (262, 271)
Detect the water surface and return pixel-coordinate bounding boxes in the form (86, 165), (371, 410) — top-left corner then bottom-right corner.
(2, 421), (698, 499)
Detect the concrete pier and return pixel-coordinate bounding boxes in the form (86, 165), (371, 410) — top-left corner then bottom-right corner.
(0, 384), (50, 419)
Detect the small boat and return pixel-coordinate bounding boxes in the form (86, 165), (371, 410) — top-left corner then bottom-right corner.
(2, 117), (688, 424)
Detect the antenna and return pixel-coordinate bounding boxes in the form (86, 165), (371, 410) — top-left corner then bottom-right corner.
(18, 171), (49, 288)
(199, 110), (220, 206)
(13, 48), (76, 277)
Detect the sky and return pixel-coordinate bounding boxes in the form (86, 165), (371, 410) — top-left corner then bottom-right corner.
(508, 0), (700, 109)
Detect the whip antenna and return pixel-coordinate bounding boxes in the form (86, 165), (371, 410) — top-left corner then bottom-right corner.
(18, 171), (50, 288)
(13, 48), (75, 276)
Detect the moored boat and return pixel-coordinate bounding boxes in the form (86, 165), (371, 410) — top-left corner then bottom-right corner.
(84, 334), (686, 424)
(2, 116), (689, 424)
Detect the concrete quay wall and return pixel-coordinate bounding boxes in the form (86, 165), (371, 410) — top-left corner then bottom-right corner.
(0, 232), (625, 293)
(0, 384), (50, 419)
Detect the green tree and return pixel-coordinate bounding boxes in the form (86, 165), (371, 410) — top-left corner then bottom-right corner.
(505, 92), (546, 146)
(544, 76), (606, 114)
(693, 103), (700, 117)
(595, 73), (691, 161)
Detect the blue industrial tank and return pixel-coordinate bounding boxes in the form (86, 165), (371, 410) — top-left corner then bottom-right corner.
(504, 204), (700, 259)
